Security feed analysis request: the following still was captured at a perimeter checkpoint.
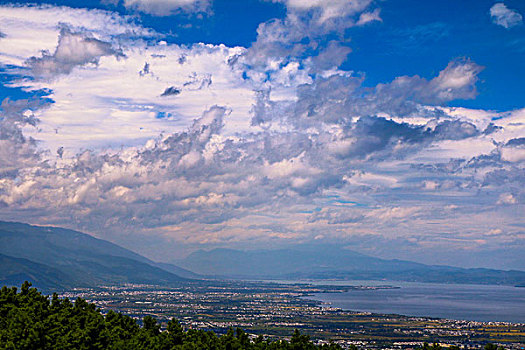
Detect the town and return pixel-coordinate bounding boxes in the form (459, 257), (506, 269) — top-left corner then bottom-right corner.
(60, 280), (525, 349)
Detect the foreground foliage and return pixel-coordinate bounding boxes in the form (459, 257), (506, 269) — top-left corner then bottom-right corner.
(0, 282), (342, 350)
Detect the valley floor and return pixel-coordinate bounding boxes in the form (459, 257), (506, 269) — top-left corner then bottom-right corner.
(59, 280), (525, 349)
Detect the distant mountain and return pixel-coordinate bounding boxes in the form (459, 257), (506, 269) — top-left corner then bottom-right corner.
(175, 246), (525, 286)
(3, 220), (523, 290)
(0, 221), (193, 291)
(152, 262), (203, 279)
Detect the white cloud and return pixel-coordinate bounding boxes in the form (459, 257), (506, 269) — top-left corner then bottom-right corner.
(274, 0), (373, 24)
(247, 0), (376, 71)
(0, 4), (523, 264)
(122, 0), (211, 16)
(0, 99), (42, 178)
(356, 8), (382, 26)
(367, 206), (421, 221)
(427, 59), (483, 102)
(482, 228), (502, 236)
(0, 5), (150, 66)
(490, 3), (523, 28)
(0, 6), (252, 151)
(422, 180), (439, 190)
(497, 193), (517, 205)
(501, 144), (525, 162)
(27, 28), (117, 77)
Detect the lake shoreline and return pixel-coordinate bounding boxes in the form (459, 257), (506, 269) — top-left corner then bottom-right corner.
(289, 280), (525, 324)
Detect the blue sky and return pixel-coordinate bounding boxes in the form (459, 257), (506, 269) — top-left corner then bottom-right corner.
(0, 0), (523, 269)
(3, 0), (523, 109)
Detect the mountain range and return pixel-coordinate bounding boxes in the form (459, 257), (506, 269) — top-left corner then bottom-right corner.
(1, 220), (524, 291)
(175, 246), (525, 285)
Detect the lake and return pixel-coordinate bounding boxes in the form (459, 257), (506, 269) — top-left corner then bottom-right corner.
(284, 280), (525, 323)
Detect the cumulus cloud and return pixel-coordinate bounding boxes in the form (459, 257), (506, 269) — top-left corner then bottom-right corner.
(308, 41), (352, 71)
(26, 28), (118, 77)
(0, 5), (152, 68)
(246, 0), (377, 72)
(0, 98), (43, 178)
(501, 137), (525, 162)
(372, 58), (483, 109)
(490, 3), (523, 28)
(424, 59), (484, 102)
(121, 0), (211, 16)
(251, 58), (484, 130)
(0, 5), (523, 264)
(0, 6), (251, 150)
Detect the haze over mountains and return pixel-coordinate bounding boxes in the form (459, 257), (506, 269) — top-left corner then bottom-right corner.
(1, 221), (524, 291)
(176, 247), (525, 285)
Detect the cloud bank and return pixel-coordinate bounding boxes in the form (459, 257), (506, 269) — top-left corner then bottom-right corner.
(0, 4), (523, 267)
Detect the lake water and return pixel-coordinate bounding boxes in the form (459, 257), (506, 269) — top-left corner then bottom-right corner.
(267, 280), (525, 323)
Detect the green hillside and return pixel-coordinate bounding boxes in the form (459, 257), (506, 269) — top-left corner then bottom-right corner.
(0, 221), (188, 291)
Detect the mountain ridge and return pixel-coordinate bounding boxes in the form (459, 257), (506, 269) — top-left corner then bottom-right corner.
(175, 246), (525, 285)
(0, 221), (191, 291)
(2, 220), (524, 289)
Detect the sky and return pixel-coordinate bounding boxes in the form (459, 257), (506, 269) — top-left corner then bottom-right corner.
(0, 0), (524, 270)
